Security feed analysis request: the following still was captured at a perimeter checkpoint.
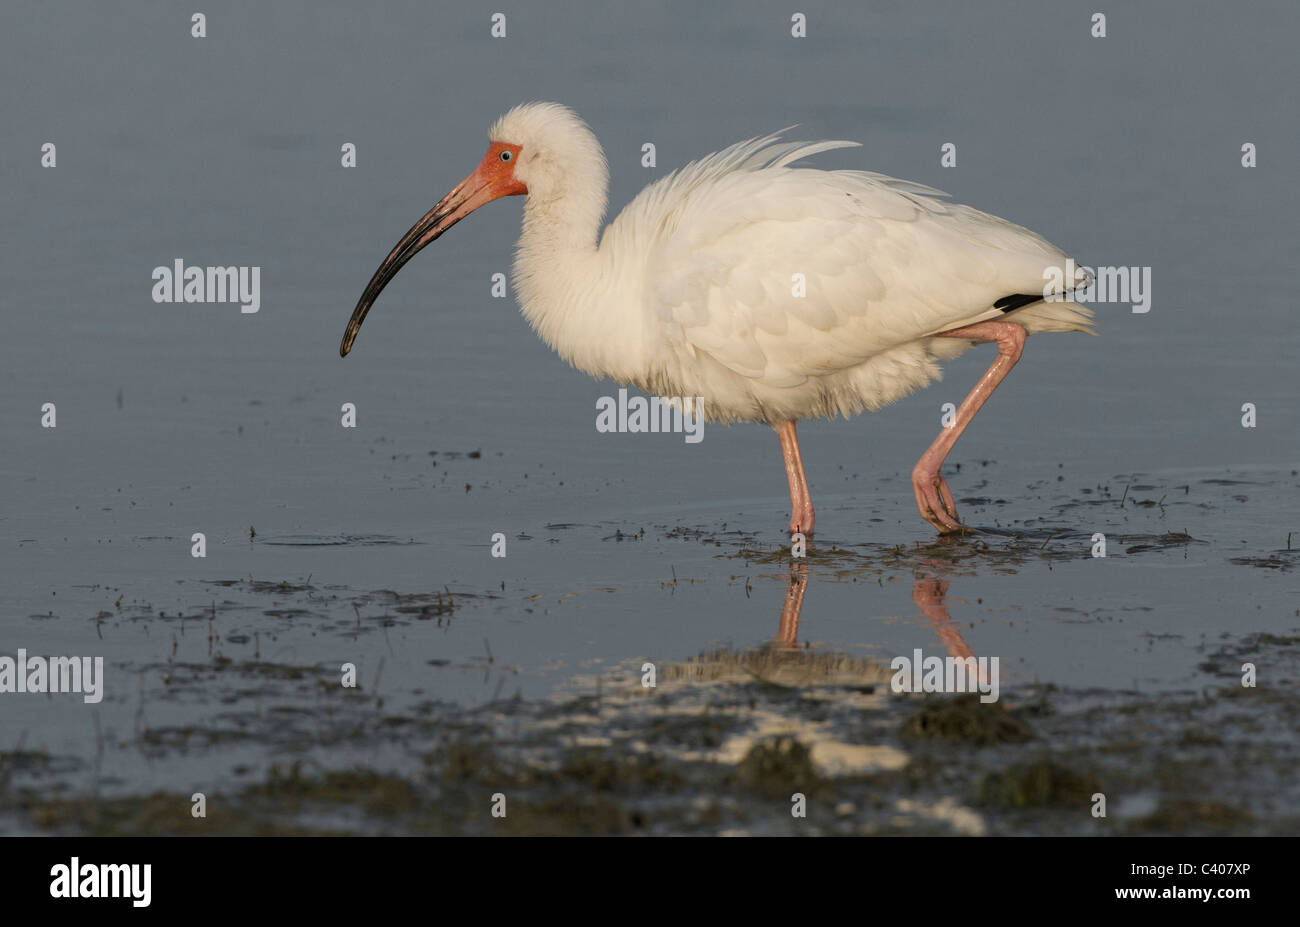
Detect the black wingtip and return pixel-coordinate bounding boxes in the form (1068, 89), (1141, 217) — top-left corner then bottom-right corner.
(994, 293), (1043, 313)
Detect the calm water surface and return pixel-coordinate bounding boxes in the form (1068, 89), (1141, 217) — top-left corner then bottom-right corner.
(1, 2), (1296, 818)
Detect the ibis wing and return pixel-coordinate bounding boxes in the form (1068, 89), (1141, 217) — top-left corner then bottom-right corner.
(635, 147), (1086, 388)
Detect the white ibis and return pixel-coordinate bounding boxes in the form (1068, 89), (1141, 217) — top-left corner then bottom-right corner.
(341, 103), (1093, 536)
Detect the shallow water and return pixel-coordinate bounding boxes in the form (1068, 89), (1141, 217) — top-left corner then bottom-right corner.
(2, 2), (1297, 834)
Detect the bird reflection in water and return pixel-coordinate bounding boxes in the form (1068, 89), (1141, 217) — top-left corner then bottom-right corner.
(770, 544), (987, 694)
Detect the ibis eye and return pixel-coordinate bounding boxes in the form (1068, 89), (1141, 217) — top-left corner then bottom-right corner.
(500, 150), (513, 162)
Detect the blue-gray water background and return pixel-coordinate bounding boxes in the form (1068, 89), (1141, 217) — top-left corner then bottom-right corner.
(1, 2), (1296, 805)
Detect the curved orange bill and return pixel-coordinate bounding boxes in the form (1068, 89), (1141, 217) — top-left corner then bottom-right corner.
(339, 143), (525, 357)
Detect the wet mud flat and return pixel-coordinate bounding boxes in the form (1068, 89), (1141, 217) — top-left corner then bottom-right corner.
(3, 633), (1296, 836)
(3, 466), (1296, 836)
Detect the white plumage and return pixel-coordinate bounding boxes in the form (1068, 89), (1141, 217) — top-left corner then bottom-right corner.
(342, 102), (1095, 535)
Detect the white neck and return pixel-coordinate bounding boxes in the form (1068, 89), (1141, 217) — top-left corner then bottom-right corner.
(511, 168), (645, 384)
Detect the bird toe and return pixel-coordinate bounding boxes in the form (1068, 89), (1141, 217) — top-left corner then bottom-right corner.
(912, 470), (963, 533)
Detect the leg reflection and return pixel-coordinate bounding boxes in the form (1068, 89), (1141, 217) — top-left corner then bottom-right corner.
(774, 560), (809, 649)
(912, 575), (994, 692)
(767, 552), (986, 686)
(912, 577), (973, 661)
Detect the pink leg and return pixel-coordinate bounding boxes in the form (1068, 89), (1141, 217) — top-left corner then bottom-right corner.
(913, 321), (1026, 533)
(774, 419), (815, 536)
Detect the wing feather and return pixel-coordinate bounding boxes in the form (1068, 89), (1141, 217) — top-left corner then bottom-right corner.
(607, 131), (1086, 388)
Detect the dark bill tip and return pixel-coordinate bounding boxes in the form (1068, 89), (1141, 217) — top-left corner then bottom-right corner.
(339, 181), (478, 358)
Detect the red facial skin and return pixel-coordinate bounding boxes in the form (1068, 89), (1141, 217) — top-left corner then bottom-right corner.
(473, 141), (528, 198)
